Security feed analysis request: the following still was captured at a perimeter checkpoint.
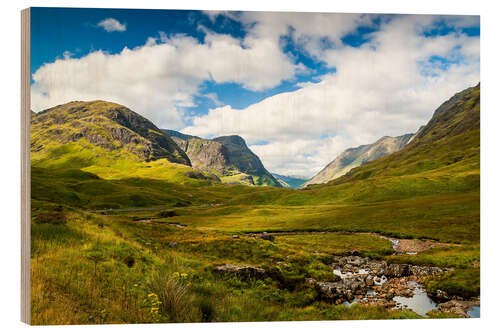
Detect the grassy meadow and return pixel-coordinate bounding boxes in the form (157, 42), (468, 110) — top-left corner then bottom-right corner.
(29, 86), (480, 324)
(30, 156), (479, 324)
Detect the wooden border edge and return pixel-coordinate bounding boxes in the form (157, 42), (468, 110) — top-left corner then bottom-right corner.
(21, 7), (31, 325)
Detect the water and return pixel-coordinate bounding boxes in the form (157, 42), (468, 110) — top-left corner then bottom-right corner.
(390, 239), (400, 250)
(393, 281), (437, 316)
(373, 275), (387, 286)
(467, 306), (480, 318)
(334, 268), (383, 281)
(343, 296), (362, 307)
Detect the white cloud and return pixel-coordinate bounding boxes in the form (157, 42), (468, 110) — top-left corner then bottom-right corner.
(182, 15), (480, 177)
(97, 18), (127, 32)
(31, 30), (302, 127)
(31, 13), (479, 177)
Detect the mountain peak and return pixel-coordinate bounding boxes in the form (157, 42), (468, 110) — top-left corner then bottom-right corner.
(213, 135), (247, 148)
(163, 130), (281, 187)
(32, 100), (191, 165)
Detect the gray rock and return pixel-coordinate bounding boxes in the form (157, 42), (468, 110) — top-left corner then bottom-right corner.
(213, 264), (266, 281)
(258, 234), (275, 242)
(409, 265), (443, 277)
(385, 263), (410, 277)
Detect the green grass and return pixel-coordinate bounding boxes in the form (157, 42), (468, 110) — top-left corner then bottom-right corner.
(425, 268), (480, 299)
(29, 86), (480, 323)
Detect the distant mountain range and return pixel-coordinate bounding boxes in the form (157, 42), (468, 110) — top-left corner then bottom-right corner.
(30, 83), (479, 193)
(303, 83), (479, 189)
(328, 83), (480, 187)
(163, 130), (281, 187)
(271, 173), (310, 189)
(301, 133), (415, 188)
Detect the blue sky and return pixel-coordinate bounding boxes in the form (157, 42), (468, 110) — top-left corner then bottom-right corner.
(30, 8), (480, 176)
(31, 7), (339, 113)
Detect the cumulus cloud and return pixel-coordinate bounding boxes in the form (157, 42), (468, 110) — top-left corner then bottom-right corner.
(31, 29), (302, 127)
(31, 12), (479, 177)
(97, 18), (127, 32)
(182, 15), (480, 177)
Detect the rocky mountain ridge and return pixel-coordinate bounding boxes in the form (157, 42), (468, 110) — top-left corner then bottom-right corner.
(163, 130), (281, 187)
(302, 133), (414, 187)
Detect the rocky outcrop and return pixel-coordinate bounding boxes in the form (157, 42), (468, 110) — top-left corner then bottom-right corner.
(385, 263), (410, 277)
(312, 255), (447, 306)
(184, 170), (221, 182)
(434, 299), (480, 318)
(213, 264), (267, 281)
(257, 233), (275, 242)
(163, 130), (281, 187)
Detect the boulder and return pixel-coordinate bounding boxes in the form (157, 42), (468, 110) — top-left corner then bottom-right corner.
(365, 275), (375, 287)
(258, 234), (275, 242)
(437, 300), (470, 317)
(385, 264), (410, 277)
(316, 281), (345, 301)
(213, 264), (266, 281)
(408, 265), (443, 277)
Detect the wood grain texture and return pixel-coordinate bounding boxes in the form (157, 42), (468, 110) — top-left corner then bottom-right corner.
(21, 7), (31, 325)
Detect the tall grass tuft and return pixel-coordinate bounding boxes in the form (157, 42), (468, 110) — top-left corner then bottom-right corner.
(146, 270), (199, 322)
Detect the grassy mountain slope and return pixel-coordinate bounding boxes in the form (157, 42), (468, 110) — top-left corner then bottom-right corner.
(333, 83), (479, 184)
(30, 101), (229, 205)
(32, 101), (190, 166)
(222, 83), (480, 242)
(302, 133), (413, 187)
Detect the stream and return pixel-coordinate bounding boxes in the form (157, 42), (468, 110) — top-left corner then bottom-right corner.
(392, 281), (436, 316)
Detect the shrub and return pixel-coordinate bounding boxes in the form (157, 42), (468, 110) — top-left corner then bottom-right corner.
(35, 211), (67, 225)
(158, 211), (178, 218)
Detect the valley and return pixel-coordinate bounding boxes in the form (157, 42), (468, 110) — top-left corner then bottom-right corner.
(30, 84), (480, 324)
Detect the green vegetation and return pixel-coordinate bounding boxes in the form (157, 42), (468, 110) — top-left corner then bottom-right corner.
(30, 84), (480, 324)
(425, 268), (480, 299)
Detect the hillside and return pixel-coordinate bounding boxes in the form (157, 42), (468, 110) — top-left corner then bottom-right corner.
(29, 101), (232, 192)
(302, 133), (414, 187)
(331, 83), (480, 185)
(164, 130), (282, 187)
(31, 101), (191, 166)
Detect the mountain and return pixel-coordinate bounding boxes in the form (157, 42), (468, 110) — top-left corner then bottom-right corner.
(163, 130), (282, 187)
(272, 173), (310, 189)
(331, 83), (480, 186)
(302, 133), (414, 187)
(31, 100), (191, 166)
(163, 130), (230, 176)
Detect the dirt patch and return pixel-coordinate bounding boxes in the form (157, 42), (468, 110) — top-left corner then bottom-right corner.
(395, 239), (449, 253)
